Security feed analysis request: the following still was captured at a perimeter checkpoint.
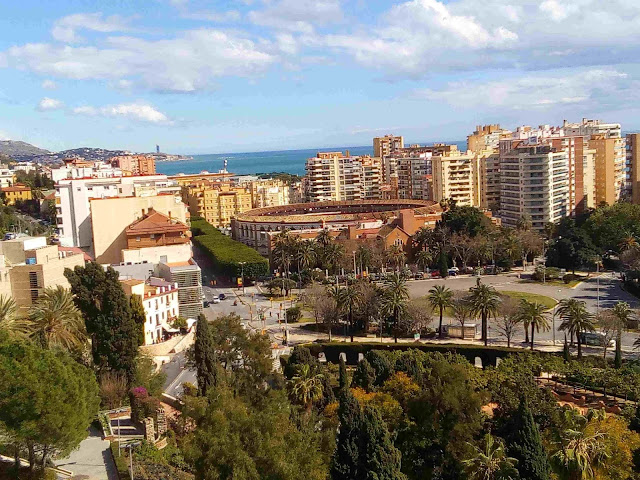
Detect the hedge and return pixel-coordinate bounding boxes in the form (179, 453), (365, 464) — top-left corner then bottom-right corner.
(110, 442), (130, 480)
(305, 342), (558, 369)
(191, 218), (269, 278)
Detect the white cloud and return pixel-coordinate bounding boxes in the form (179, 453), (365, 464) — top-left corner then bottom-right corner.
(41, 79), (57, 89)
(181, 10), (241, 22)
(0, 131), (10, 141)
(72, 102), (171, 124)
(414, 69), (632, 110)
(248, 0), (343, 33)
(2, 29), (276, 92)
(52, 13), (132, 43)
(539, 0), (578, 22)
(37, 97), (64, 111)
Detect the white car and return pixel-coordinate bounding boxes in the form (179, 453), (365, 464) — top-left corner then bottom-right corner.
(212, 297), (221, 304)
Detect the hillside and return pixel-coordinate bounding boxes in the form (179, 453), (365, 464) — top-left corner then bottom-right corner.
(0, 140), (50, 157)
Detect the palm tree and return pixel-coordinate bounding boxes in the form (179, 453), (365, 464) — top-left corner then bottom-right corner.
(315, 228), (332, 247)
(355, 244), (372, 275)
(516, 299), (550, 351)
(557, 299), (595, 359)
(468, 282), (501, 346)
(415, 250), (433, 272)
(28, 286), (86, 351)
(0, 294), (28, 338)
(381, 273), (409, 343)
(619, 233), (639, 253)
(463, 434), (518, 480)
(386, 244), (405, 272)
(295, 239), (316, 292)
(552, 427), (608, 480)
(338, 285), (361, 342)
(323, 242), (345, 275)
(610, 301), (632, 367)
(428, 285), (454, 339)
(272, 230), (293, 293)
(289, 364), (324, 413)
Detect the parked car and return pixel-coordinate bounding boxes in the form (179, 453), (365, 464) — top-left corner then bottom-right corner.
(414, 272), (425, 280)
(448, 269), (458, 276)
(449, 266), (460, 273)
(219, 293), (226, 300)
(212, 297), (221, 304)
(579, 332), (615, 348)
(430, 270), (441, 278)
(203, 301), (210, 308)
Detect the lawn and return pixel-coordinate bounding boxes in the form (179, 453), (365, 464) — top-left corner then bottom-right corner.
(499, 290), (557, 310)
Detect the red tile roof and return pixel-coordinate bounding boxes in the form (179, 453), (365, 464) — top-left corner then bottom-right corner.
(126, 209), (189, 236)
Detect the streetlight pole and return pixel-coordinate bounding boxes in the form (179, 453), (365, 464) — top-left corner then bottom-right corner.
(352, 251), (357, 278)
(596, 260), (600, 314)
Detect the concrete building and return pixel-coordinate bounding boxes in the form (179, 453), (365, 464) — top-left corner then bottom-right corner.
(590, 135), (626, 205)
(51, 160), (122, 182)
(244, 178), (290, 208)
(305, 152), (382, 202)
(0, 169), (14, 188)
(476, 150), (501, 211)
(55, 174), (177, 248)
(0, 236), (85, 311)
(627, 133), (640, 204)
(499, 141), (570, 231)
(373, 135), (404, 158)
(431, 151), (480, 207)
(90, 195), (188, 264)
(182, 181), (252, 227)
(467, 125), (510, 152)
(1, 184), (32, 205)
(563, 118), (622, 139)
(156, 259), (203, 320)
(110, 155), (156, 176)
(120, 277), (180, 345)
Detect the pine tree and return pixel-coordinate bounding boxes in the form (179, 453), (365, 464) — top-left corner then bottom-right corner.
(331, 389), (363, 480)
(339, 356), (348, 391)
(439, 250), (449, 278)
(351, 358), (376, 392)
(194, 314), (218, 397)
(129, 295), (146, 346)
(508, 398), (551, 480)
(365, 350), (393, 386)
(359, 406), (406, 480)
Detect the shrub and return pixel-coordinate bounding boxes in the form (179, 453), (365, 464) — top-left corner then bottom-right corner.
(563, 273), (579, 284)
(286, 305), (302, 324)
(191, 218), (268, 278)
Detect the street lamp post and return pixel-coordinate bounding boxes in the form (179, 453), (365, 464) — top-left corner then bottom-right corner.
(239, 262), (246, 295)
(596, 260), (601, 313)
(352, 250), (357, 278)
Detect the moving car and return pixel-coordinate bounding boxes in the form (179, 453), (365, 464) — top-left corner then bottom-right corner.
(219, 293), (226, 300)
(212, 297), (221, 304)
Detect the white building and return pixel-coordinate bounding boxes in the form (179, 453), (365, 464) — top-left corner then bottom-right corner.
(0, 169), (14, 188)
(563, 118), (622, 139)
(120, 277), (180, 345)
(55, 174), (178, 248)
(51, 162), (122, 182)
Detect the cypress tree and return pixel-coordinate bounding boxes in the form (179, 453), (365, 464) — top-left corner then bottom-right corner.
(563, 338), (570, 363)
(129, 295), (146, 346)
(351, 358), (376, 392)
(439, 250), (449, 278)
(365, 350), (393, 386)
(359, 406), (406, 480)
(194, 314), (218, 397)
(614, 343), (622, 369)
(339, 356), (348, 391)
(508, 398), (551, 480)
(331, 389), (363, 480)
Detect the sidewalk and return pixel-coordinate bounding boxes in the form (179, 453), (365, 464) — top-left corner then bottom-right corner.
(56, 426), (118, 480)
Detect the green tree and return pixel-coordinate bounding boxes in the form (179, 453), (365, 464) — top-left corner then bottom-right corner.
(0, 338), (100, 470)
(463, 434), (519, 480)
(331, 389), (362, 480)
(359, 405), (407, 480)
(557, 299), (595, 359)
(610, 302), (633, 368)
(516, 299), (550, 351)
(552, 427), (608, 480)
(469, 282), (501, 346)
(507, 399), (551, 480)
(194, 314), (218, 397)
(351, 358), (376, 392)
(129, 294), (147, 346)
(414, 250), (433, 272)
(339, 356), (348, 391)
(0, 294), (28, 338)
(64, 262), (138, 380)
(381, 274), (409, 343)
(336, 285), (362, 342)
(439, 250), (449, 278)
(428, 285), (454, 339)
(289, 363), (324, 413)
(28, 285), (86, 352)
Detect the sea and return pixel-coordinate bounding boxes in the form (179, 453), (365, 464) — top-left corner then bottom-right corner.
(155, 141), (467, 177)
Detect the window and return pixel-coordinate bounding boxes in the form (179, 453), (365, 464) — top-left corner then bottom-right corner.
(150, 234), (155, 239)
(136, 236), (140, 242)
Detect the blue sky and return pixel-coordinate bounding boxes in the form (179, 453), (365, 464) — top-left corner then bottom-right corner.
(1, 0), (640, 154)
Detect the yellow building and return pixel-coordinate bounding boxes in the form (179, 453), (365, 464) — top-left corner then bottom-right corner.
(2, 184), (32, 205)
(90, 194), (189, 264)
(627, 134), (640, 204)
(373, 135), (404, 158)
(590, 135), (626, 205)
(431, 151), (480, 207)
(182, 181), (252, 227)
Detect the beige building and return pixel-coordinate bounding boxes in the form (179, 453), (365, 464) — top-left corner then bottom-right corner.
(246, 178), (290, 208)
(627, 133), (640, 204)
(467, 124), (510, 153)
(182, 182), (252, 227)
(476, 150), (501, 211)
(90, 195), (188, 264)
(431, 151), (480, 207)
(373, 135), (404, 158)
(305, 152), (382, 202)
(590, 135), (626, 205)
(0, 236), (85, 311)
(110, 155), (156, 176)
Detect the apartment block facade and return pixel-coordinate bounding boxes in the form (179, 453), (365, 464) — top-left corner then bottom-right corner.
(373, 135), (404, 158)
(627, 133), (640, 204)
(590, 135), (626, 205)
(431, 151), (480, 207)
(183, 182), (252, 227)
(110, 155), (156, 176)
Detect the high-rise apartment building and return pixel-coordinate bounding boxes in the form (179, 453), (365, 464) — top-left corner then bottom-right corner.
(110, 154), (156, 176)
(627, 133), (640, 204)
(476, 150), (501, 211)
(182, 181), (253, 227)
(373, 135), (404, 158)
(467, 124), (510, 152)
(589, 135), (626, 205)
(304, 152), (382, 202)
(563, 118), (622, 139)
(431, 151), (480, 207)
(499, 141), (570, 231)
(242, 178), (291, 208)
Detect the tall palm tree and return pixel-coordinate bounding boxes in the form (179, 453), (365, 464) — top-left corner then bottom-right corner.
(28, 286), (86, 351)
(323, 242), (345, 275)
(295, 239), (316, 292)
(619, 233), (639, 253)
(552, 428), (608, 480)
(338, 285), (361, 342)
(355, 244), (372, 275)
(0, 294), (28, 338)
(381, 273), (409, 343)
(428, 285), (454, 339)
(468, 282), (501, 346)
(516, 299), (550, 351)
(386, 244), (406, 272)
(415, 250), (433, 272)
(463, 434), (518, 480)
(272, 229), (293, 293)
(557, 299), (595, 359)
(289, 364), (324, 413)
(315, 228), (332, 247)
(412, 226), (434, 252)
(610, 301), (632, 367)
